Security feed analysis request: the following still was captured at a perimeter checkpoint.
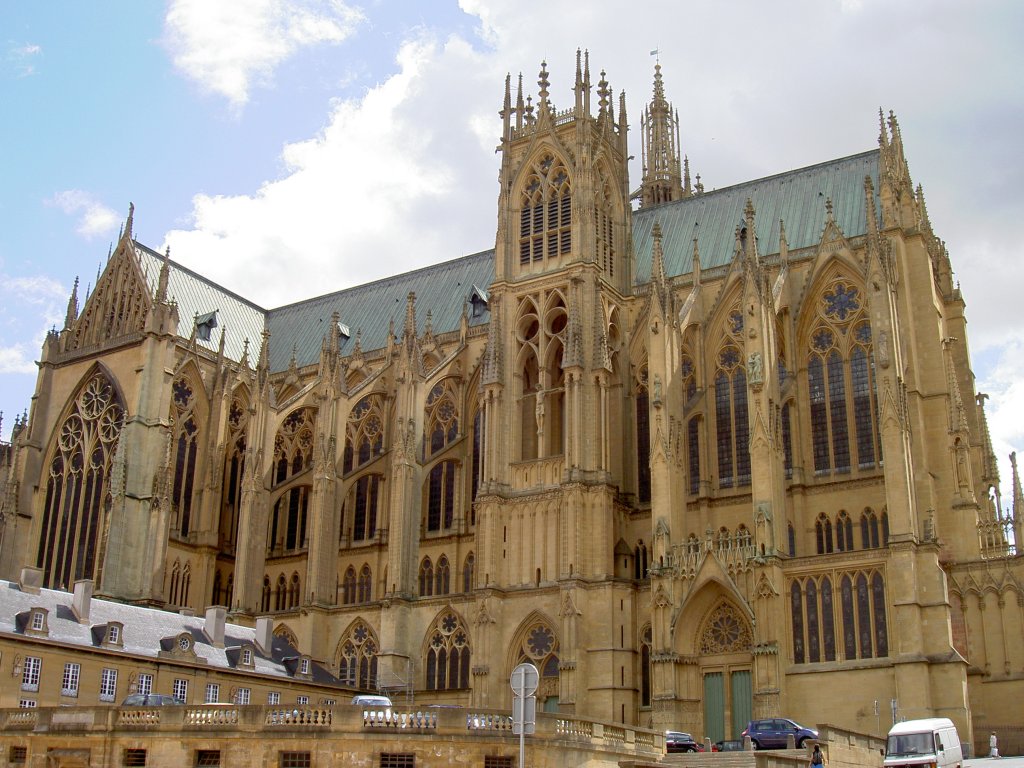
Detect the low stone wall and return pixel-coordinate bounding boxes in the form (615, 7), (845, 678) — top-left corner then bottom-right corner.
(0, 704), (664, 768)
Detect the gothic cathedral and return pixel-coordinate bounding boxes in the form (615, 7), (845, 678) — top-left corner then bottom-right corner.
(1, 52), (1021, 748)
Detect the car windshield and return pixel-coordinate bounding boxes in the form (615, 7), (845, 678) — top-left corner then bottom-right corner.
(887, 733), (934, 756)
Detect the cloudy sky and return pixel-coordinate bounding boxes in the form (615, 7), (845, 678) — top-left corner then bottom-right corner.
(1, 0), (1022, 497)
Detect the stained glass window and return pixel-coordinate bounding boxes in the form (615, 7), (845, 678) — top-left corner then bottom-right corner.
(427, 460), (457, 532)
(821, 577), (836, 661)
(357, 565), (372, 603)
(636, 386), (651, 502)
(791, 582), (804, 664)
(37, 372), (124, 588)
(841, 575), (856, 660)
(170, 377), (200, 537)
(425, 610), (471, 690)
(807, 579), (820, 662)
(872, 573), (889, 657)
(435, 556), (451, 595)
(342, 567), (356, 605)
(351, 474), (380, 541)
(337, 621), (378, 689)
(419, 558), (434, 597)
(836, 511), (854, 552)
(856, 574), (872, 658)
(344, 396), (384, 474)
(687, 416), (700, 495)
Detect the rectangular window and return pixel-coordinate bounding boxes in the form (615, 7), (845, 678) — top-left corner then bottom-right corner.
(173, 678), (188, 702)
(484, 758), (514, 768)
(268, 691), (281, 705)
(196, 750), (221, 767)
(380, 754), (415, 768)
(21, 657), (41, 692)
(18, 700), (36, 709)
(123, 748), (147, 766)
(61, 663), (81, 697)
(205, 683), (220, 704)
(235, 688), (250, 705)
(100, 668), (118, 702)
(137, 673), (153, 696)
(279, 753), (311, 768)
(108, 625), (121, 644)
(9, 746), (27, 763)
(300, 658), (310, 675)
(30, 612), (44, 631)
(296, 695), (309, 705)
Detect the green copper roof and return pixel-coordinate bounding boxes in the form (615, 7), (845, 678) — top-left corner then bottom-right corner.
(632, 149), (880, 282)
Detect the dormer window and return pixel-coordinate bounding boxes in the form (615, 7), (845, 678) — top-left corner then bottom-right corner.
(106, 623), (123, 647)
(300, 657), (310, 676)
(195, 310), (218, 342)
(470, 285), (489, 319)
(30, 610), (46, 633)
(242, 648), (252, 666)
(177, 633), (193, 653)
(337, 322), (350, 341)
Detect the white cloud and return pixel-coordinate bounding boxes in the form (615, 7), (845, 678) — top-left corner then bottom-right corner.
(164, 0), (364, 108)
(5, 42), (42, 77)
(0, 273), (66, 374)
(46, 191), (119, 239)
(0, 345), (37, 375)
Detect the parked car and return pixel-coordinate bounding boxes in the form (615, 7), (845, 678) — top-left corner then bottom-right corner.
(665, 731), (700, 753)
(350, 694), (393, 707)
(715, 739), (746, 752)
(122, 693), (185, 706)
(742, 718), (818, 749)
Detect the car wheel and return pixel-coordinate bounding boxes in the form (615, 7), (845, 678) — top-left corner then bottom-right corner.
(796, 738), (806, 749)
(751, 740), (760, 750)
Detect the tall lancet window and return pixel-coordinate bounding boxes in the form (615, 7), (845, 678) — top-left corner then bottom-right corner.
(220, 395), (248, 551)
(37, 372), (125, 589)
(424, 380), (460, 534)
(519, 153), (571, 265)
(715, 310), (750, 489)
(170, 376), (201, 537)
(269, 408), (316, 555)
(594, 166), (616, 276)
(635, 364), (651, 503)
(515, 293), (566, 460)
(806, 279), (879, 474)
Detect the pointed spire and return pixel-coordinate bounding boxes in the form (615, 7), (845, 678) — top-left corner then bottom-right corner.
(502, 73), (512, 140)
(240, 337), (251, 370)
(404, 292), (417, 341)
(1012, 452), (1023, 520)
(124, 202), (135, 240)
(515, 73), (525, 130)
(64, 277), (79, 330)
(878, 107), (889, 148)
(639, 62), (684, 206)
(977, 393), (999, 486)
(157, 246), (170, 303)
(537, 60), (550, 117)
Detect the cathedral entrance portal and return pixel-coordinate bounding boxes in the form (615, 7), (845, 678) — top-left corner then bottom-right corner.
(695, 602), (754, 742)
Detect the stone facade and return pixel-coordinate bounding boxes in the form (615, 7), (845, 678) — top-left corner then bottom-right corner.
(1, 51), (1021, 752)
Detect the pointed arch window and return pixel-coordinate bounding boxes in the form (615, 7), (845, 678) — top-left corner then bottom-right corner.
(337, 621), (378, 690)
(425, 610), (471, 690)
(170, 376), (201, 537)
(790, 575), (837, 664)
(516, 620), (560, 685)
(516, 294), (566, 461)
(358, 564), (372, 603)
(815, 513), (833, 554)
(635, 365), (651, 503)
(343, 395), (385, 474)
(342, 567), (357, 605)
(220, 396), (248, 551)
(435, 555), (451, 595)
(640, 624), (652, 707)
(835, 510), (854, 552)
(425, 381), (459, 456)
(37, 372), (125, 589)
(634, 541), (649, 580)
(289, 573), (300, 609)
(463, 552), (475, 593)
(519, 153), (572, 265)
(419, 558), (434, 597)
(715, 310), (750, 489)
(860, 508), (880, 549)
(261, 577), (271, 612)
(806, 280), (879, 474)
(275, 574), (287, 611)
(594, 169), (615, 276)
(273, 408), (315, 486)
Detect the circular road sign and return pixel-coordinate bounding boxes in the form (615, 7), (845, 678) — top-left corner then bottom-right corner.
(510, 662), (539, 697)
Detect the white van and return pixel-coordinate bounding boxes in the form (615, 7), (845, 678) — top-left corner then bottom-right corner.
(350, 694), (392, 707)
(884, 718), (963, 768)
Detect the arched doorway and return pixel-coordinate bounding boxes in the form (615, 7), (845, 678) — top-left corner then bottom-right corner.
(696, 602), (753, 742)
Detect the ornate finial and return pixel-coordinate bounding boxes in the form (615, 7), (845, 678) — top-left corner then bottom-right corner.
(598, 70), (609, 113)
(64, 277), (80, 329)
(124, 202), (135, 239)
(537, 60), (550, 110)
(241, 337), (250, 369)
(157, 246), (170, 303)
(825, 197), (834, 221)
(878, 107), (888, 146)
(404, 292), (417, 341)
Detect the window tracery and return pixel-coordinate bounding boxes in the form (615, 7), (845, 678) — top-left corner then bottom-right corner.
(425, 380), (459, 456)
(337, 621), (379, 690)
(519, 153), (572, 265)
(516, 620), (560, 681)
(343, 395), (385, 474)
(425, 610), (471, 690)
(806, 278), (879, 474)
(170, 376), (201, 537)
(463, 552), (474, 593)
(792, 569), (888, 664)
(698, 603), (753, 654)
(37, 372), (125, 589)
(273, 408), (315, 486)
(342, 567), (357, 605)
(419, 558), (434, 597)
(435, 555), (451, 595)
(425, 460), (457, 532)
(349, 474), (381, 542)
(515, 294), (566, 460)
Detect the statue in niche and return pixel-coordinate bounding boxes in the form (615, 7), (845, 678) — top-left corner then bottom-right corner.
(747, 351), (763, 385)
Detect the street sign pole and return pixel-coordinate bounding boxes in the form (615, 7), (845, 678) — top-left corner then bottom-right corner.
(510, 663), (539, 768)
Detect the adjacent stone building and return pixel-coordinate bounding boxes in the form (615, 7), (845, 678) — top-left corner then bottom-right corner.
(1, 52), (1020, 754)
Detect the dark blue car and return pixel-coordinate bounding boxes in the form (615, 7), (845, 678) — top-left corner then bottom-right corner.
(742, 718), (818, 749)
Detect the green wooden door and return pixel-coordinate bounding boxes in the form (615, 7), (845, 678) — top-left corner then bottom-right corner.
(730, 669), (752, 739)
(703, 672), (725, 743)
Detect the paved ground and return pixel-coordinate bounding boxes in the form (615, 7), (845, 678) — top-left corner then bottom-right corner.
(966, 757), (1024, 767)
